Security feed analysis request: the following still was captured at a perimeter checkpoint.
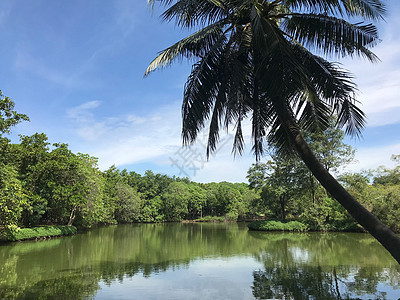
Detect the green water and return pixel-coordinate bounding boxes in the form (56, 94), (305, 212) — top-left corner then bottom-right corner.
(0, 223), (399, 299)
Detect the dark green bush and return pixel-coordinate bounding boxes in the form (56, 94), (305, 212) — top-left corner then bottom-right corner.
(248, 220), (308, 232)
(0, 225), (77, 242)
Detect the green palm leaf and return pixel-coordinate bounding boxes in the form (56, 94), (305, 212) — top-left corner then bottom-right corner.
(283, 0), (385, 20)
(161, 0), (227, 27)
(144, 20), (226, 76)
(282, 13), (379, 61)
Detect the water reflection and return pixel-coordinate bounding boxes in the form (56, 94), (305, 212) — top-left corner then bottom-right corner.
(252, 266), (400, 299)
(250, 232), (400, 299)
(0, 223), (399, 299)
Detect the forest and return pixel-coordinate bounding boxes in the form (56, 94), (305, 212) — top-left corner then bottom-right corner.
(1, 93), (399, 232)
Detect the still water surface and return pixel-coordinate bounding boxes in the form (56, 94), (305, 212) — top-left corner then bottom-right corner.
(0, 223), (399, 299)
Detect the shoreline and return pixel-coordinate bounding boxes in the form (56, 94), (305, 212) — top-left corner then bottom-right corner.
(0, 225), (77, 243)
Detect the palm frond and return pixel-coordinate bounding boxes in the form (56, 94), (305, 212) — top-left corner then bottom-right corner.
(342, 0), (386, 20)
(147, 0), (175, 10)
(232, 110), (245, 157)
(289, 44), (363, 135)
(144, 20), (226, 76)
(282, 0), (346, 15)
(206, 26), (253, 157)
(282, 13), (380, 61)
(289, 44), (357, 100)
(282, 0), (385, 20)
(335, 98), (366, 137)
(181, 33), (228, 145)
(251, 93), (278, 160)
(161, 0), (227, 28)
(298, 99), (332, 132)
(206, 85), (226, 157)
(267, 109), (297, 157)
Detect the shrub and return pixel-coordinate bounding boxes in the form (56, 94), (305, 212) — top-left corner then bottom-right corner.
(248, 220), (308, 232)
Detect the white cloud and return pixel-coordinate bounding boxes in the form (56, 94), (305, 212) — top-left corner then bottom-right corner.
(66, 100), (182, 169)
(67, 100), (101, 119)
(346, 143), (400, 172)
(340, 14), (400, 127)
(65, 99), (259, 181)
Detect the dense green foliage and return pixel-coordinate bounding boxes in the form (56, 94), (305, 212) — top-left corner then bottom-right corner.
(0, 225), (77, 242)
(1, 130), (260, 228)
(246, 126), (400, 232)
(0, 96), (259, 229)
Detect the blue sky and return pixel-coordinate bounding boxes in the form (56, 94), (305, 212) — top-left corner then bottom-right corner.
(1, 0), (399, 183)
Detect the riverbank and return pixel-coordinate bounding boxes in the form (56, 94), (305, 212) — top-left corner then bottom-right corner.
(0, 225), (77, 242)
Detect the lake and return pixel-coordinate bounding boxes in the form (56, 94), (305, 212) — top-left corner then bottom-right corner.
(0, 223), (399, 299)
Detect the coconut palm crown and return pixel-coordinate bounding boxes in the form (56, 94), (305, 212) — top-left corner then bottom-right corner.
(145, 0), (400, 264)
(146, 0), (383, 156)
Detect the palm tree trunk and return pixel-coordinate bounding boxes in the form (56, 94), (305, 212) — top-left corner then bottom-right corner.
(275, 102), (400, 264)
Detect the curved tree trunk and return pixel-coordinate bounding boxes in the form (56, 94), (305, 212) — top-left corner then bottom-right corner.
(275, 101), (400, 264)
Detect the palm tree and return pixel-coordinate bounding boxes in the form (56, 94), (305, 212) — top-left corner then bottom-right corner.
(145, 0), (400, 263)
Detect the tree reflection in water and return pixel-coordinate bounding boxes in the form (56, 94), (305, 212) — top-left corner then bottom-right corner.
(1, 224), (400, 299)
(252, 266), (397, 299)
(250, 232), (400, 299)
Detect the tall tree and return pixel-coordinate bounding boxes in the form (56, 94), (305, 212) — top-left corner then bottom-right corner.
(146, 0), (400, 263)
(0, 92), (29, 228)
(0, 91), (29, 136)
(248, 155), (304, 221)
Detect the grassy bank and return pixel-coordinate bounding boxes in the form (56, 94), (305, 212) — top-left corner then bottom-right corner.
(195, 216), (226, 222)
(0, 225), (77, 242)
(182, 216), (226, 223)
(248, 220), (309, 232)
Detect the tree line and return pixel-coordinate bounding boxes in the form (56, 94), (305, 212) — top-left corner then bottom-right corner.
(0, 132), (260, 228)
(0, 93), (259, 228)
(1, 92), (399, 232)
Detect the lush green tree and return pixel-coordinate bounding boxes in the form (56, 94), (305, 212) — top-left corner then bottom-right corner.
(25, 143), (105, 227)
(247, 163), (268, 191)
(103, 165), (124, 224)
(202, 182), (250, 220)
(0, 92), (29, 228)
(146, 0), (400, 263)
(0, 92), (30, 169)
(136, 170), (174, 199)
(162, 181), (191, 221)
(0, 164), (27, 228)
(15, 133), (50, 176)
(113, 181), (143, 223)
(140, 195), (164, 223)
(73, 153), (106, 227)
(306, 124), (355, 173)
(248, 154), (304, 220)
(0, 91), (29, 136)
(247, 127), (357, 227)
(301, 124), (355, 204)
(103, 166), (144, 223)
(187, 183), (207, 219)
(340, 161), (400, 233)
(373, 155), (400, 185)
